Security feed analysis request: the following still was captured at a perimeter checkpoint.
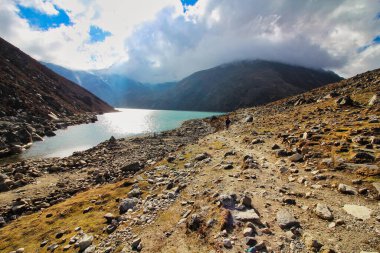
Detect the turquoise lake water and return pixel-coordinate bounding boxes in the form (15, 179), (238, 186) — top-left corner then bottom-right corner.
(21, 108), (223, 159)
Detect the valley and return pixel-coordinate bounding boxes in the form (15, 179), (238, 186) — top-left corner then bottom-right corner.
(0, 67), (379, 253)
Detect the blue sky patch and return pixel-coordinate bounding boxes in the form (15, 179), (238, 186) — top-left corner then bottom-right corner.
(181, 0), (198, 12)
(17, 4), (72, 30)
(89, 25), (112, 43)
(357, 35), (380, 53)
(373, 35), (380, 44)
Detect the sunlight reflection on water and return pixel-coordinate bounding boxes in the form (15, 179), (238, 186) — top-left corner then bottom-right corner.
(21, 108), (222, 159)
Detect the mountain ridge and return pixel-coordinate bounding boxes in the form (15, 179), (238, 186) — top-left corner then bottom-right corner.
(45, 59), (343, 112)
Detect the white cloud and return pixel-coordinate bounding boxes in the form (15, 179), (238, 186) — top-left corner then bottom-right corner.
(0, 0), (379, 82)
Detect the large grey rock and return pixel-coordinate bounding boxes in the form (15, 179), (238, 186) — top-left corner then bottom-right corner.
(127, 188), (142, 198)
(314, 203), (333, 221)
(338, 184), (357, 195)
(119, 198), (139, 214)
(120, 162), (141, 172)
(77, 233), (94, 251)
(343, 204), (372, 220)
(276, 209), (300, 229)
(218, 194), (235, 209)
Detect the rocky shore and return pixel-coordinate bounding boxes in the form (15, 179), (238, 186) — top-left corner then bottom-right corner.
(0, 113), (99, 158)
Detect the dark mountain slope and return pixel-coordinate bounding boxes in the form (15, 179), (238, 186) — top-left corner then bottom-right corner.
(154, 60), (343, 111)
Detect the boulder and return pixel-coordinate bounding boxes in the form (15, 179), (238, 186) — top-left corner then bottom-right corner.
(119, 198), (139, 214)
(314, 203), (333, 221)
(120, 162), (141, 173)
(338, 184), (357, 195)
(276, 209), (300, 229)
(77, 233), (94, 251)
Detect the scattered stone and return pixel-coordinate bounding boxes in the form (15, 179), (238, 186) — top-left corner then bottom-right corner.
(314, 203), (334, 221)
(47, 244), (59, 251)
(245, 237), (257, 247)
(276, 209), (300, 229)
(241, 195), (252, 208)
(194, 153), (209, 161)
(343, 204), (372, 220)
(131, 238), (141, 250)
(104, 213), (115, 223)
(245, 116), (254, 123)
(83, 206), (93, 214)
(372, 182), (380, 200)
(289, 153), (303, 162)
(272, 144), (280, 150)
(120, 162), (141, 173)
(187, 214), (203, 231)
(63, 245), (71, 251)
(352, 152), (375, 163)
(15, 248), (24, 253)
(223, 238), (233, 248)
(40, 240), (49, 247)
(55, 231), (65, 239)
(77, 233), (94, 251)
(303, 233), (323, 252)
(119, 198), (139, 214)
(243, 227), (254, 236)
(128, 188), (142, 198)
(338, 184), (357, 195)
(251, 138), (264, 144)
(219, 194), (236, 209)
(234, 209), (260, 223)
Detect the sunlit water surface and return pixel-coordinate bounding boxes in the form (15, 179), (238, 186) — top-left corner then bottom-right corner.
(21, 108), (223, 159)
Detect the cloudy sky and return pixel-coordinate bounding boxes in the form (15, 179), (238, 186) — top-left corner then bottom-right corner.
(0, 0), (379, 83)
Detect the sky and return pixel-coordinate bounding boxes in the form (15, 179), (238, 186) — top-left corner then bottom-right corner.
(0, 0), (379, 83)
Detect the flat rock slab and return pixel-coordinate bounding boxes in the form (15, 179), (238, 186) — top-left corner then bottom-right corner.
(343, 204), (372, 220)
(233, 209), (260, 222)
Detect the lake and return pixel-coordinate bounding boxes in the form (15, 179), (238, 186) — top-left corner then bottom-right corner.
(21, 108), (223, 159)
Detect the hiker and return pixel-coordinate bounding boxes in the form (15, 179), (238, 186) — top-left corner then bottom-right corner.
(225, 116), (231, 130)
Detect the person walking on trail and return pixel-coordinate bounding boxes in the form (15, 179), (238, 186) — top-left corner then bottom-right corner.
(225, 116), (231, 130)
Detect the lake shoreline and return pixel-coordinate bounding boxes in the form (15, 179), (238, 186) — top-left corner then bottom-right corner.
(0, 112), (101, 160)
(0, 115), (224, 226)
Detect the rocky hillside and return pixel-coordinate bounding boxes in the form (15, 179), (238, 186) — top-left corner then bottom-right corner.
(0, 37), (114, 157)
(0, 68), (379, 253)
(45, 60), (342, 111)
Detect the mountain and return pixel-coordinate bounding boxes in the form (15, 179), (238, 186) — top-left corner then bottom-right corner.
(0, 37), (114, 118)
(0, 37), (114, 157)
(152, 60), (343, 111)
(43, 63), (176, 107)
(45, 60), (342, 112)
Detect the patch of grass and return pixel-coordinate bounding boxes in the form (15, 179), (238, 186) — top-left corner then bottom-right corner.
(0, 181), (134, 252)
